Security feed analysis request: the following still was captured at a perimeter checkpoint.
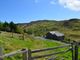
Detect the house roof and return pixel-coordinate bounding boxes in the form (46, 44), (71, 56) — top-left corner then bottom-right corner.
(49, 31), (64, 36)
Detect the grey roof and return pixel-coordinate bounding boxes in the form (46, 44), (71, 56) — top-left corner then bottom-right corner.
(49, 31), (64, 36)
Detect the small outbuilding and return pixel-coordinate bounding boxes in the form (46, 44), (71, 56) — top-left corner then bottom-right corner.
(45, 31), (65, 41)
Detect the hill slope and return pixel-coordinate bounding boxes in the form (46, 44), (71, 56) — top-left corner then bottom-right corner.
(18, 19), (80, 41)
(0, 32), (63, 52)
(0, 32), (71, 60)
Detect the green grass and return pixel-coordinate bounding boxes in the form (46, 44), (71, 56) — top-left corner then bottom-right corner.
(0, 32), (72, 60)
(0, 32), (63, 50)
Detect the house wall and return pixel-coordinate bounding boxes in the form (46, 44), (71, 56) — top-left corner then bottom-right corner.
(45, 33), (64, 40)
(57, 36), (64, 41)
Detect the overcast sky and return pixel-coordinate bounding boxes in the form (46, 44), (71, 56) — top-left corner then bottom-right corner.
(0, 0), (80, 23)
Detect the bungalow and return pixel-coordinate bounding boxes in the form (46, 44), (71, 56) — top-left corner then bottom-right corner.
(45, 31), (65, 41)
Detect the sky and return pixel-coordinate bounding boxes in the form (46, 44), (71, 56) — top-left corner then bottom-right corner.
(0, 0), (80, 23)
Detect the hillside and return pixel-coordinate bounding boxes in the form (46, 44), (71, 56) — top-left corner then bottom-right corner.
(0, 18), (80, 60)
(0, 32), (71, 60)
(18, 18), (80, 42)
(0, 32), (62, 51)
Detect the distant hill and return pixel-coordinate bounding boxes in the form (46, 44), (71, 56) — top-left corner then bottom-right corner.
(17, 18), (80, 41)
(17, 18), (80, 28)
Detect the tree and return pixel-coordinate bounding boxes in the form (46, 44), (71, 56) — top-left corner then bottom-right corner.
(9, 21), (17, 32)
(9, 21), (17, 37)
(3, 21), (9, 31)
(0, 21), (3, 31)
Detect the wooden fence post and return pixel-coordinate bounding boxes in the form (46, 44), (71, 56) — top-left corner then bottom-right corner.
(71, 43), (75, 60)
(22, 49), (27, 60)
(27, 49), (32, 60)
(74, 42), (78, 60)
(0, 47), (3, 60)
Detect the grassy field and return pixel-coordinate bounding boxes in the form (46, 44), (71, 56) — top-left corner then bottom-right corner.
(0, 32), (75, 60)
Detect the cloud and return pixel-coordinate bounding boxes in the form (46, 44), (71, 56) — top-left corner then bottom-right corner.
(50, 1), (56, 5)
(58, 0), (80, 11)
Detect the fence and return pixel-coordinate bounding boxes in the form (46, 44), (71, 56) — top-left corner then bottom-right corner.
(0, 42), (79, 60)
